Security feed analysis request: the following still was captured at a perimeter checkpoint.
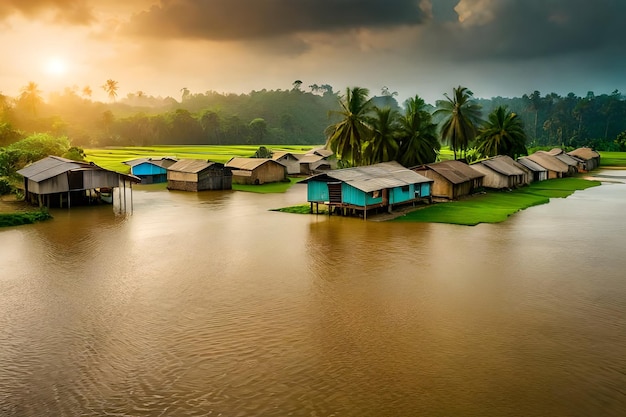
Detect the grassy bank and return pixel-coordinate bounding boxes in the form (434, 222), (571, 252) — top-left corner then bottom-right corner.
(234, 177), (303, 193)
(393, 178), (600, 226)
(0, 209), (52, 228)
(599, 151), (626, 167)
(85, 145), (320, 172)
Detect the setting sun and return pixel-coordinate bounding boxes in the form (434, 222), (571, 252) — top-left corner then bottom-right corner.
(44, 57), (68, 76)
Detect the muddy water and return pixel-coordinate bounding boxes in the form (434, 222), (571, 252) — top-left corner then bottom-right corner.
(1, 171), (625, 416)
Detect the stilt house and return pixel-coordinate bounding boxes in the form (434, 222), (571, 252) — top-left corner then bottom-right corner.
(303, 161), (433, 218)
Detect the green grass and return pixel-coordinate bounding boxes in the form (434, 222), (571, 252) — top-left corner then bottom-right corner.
(0, 209), (52, 228)
(393, 177), (600, 226)
(271, 203), (329, 214)
(233, 177), (303, 193)
(85, 145), (320, 172)
(599, 151), (626, 167)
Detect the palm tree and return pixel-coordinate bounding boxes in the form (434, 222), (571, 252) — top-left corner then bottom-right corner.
(19, 81), (43, 116)
(102, 79), (119, 102)
(324, 86), (374, 166)
(362, 107), (399, 165)
(82, 86), (93, 99)
(396, 95), (440, 167)
(475, 106), (527, 158)
(434, 86), (482, 160)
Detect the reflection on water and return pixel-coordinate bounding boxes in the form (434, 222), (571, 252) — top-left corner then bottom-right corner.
(1, 176), (625, 416)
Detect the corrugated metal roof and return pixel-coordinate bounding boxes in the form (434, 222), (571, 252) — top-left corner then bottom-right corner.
(478, 155), (525, 176)
(299, 154), (324, 164)
(318, 161), (432, 193)
(17, 156), (91, 182)
(312, 148), (334, 157)
(426, 160), (484, 184)
(123, 157), (177, 167)
(226, 157), (278, 170)
(168, 159), (221, 173)
(517, 157), (547, 172)
(272, 151), (303, 161)
(568, 147), (600, 160)
(547, 148), (566, 156)
(555, 153), (579, 167)
(526, 151), (569, 173)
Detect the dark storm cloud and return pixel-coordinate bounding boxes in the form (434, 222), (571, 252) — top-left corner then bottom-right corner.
(124, 0), (429, 40)
(440, 0), (625, 61)
(0, 0), (94, 24)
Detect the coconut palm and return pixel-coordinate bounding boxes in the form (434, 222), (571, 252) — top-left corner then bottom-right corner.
(475, 106), (527, 158)
(82, 86), (93, 99)
(396, 95), (440, 167)
(102, 79), (119, 102)
(19, 81), (43, 116)
(324, 86), (373, 166)
(434, 86), (482, 160)
(362, 107), (399, 165)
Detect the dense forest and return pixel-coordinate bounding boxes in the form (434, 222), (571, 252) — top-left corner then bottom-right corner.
(2, 81), (626, 151)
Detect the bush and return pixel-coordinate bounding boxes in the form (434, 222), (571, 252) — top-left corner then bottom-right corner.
(0, 177), (11, 195)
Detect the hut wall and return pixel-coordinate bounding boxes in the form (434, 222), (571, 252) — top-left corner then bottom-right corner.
(389, 185), (413, 204)
(471, 164), (510, 189)
(167, 180), (198, 191)
(133, 163), (167, 176)
(418, 182), (431, 197)
(83, 170), (119, 189)
(253, 162), (286, 184)
(197, 170), (232, 190)
(168, 171), (197, 183)
(452, 181), (473, 199)
(422, 170), (454, 199)
(278, 158), (300, 175)
(307, 181), (329, 202)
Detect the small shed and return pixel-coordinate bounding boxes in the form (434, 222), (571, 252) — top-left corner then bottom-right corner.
(546, 149), (579, 175)
(17, 156), (139, 209)
(525, 151), (569, 179)
(471, 155), (529, 189)
(298, 153), (335, 175)
(167, 159), (232, 191)
(123, 157), (177, 184)
(517, 157), (548, 182)
(272, 152), (302, 175)
(225, 158), (287, 185)
(567, 147), (601, 171)
(303, 161), (433, 218)
(413, 160), (484, 200)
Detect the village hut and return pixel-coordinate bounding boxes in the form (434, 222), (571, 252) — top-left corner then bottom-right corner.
(517, 157), (548, 182)
(413, 160), (484, 200)
(17, 156), (139, 210)
(546, 148), (579, 175)
(524, 151), (570, 179)
(167, 159), (232, 191)
(123, 157), (177, 184)
(470, 155), (529, 189)
(225, 158), (287, 185)
(298, 153), (335, 175)
(303, 161), (433, 219)
(272, 152), (302, 175)
(567, 147), (601, 172)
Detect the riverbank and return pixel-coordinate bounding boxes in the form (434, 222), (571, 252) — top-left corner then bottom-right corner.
(0, 195), (52, 227)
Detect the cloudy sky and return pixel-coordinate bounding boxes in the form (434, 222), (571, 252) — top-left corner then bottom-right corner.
(1, 0), (625, 104)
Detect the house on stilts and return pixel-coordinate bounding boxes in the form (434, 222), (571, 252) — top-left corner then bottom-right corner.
(303, 161), (433, 219)
(17, 156), (139, 211)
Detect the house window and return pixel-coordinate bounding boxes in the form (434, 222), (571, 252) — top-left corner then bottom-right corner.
(401, 185), (409, 193)
(372, 190), (380, 198)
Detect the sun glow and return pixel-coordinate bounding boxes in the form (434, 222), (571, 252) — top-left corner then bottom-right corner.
(44, 57), (68, 76)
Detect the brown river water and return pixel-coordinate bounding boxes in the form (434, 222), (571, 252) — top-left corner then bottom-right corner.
(1, 170), (626, 416)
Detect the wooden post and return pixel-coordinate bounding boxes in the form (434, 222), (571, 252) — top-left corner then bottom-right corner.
(67, 191), (71, 209)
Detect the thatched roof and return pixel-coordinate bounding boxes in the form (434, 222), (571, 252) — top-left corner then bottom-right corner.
(568, 147), (600, 160)
(475, 155), (526, 176)
(168, 159), (224, 173)
(526, 151), (569, 173)
(424, 160), (484, 184)
(305, 161), (432, 193)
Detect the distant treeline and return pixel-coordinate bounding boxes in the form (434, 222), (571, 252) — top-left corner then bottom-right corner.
(1, 84), (626, 151)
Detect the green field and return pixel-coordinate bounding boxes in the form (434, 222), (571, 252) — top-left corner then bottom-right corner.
(392, 178), (600, 226)
(85, 145), (321, 172)
(0, 209), (52, 228)
(599, 151), (626, 167)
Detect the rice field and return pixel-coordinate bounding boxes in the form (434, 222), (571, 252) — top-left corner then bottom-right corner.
(599, 151), (626, 167)
(85, 145), (321, 172)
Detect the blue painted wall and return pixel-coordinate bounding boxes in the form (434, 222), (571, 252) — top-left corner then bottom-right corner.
(307, 180), (431, 207)
(131, 162), (167, 176)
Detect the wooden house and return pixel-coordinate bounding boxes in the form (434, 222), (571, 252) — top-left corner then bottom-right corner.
(413, 160), (484, 200)
(123, 157), (177, 184)
(525, 151), (569, 179)
(272, 152), (302, 175)
(17, 156), (139, 209)
(225, 158), (287, 185)
(567, 147), (601, 172)
(298, 153), (335, 175)
(303, 161), (433, 219)
(517, 157), (548, 182)
(167, 159), (232, 191)
(470, 155), (529, 189)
